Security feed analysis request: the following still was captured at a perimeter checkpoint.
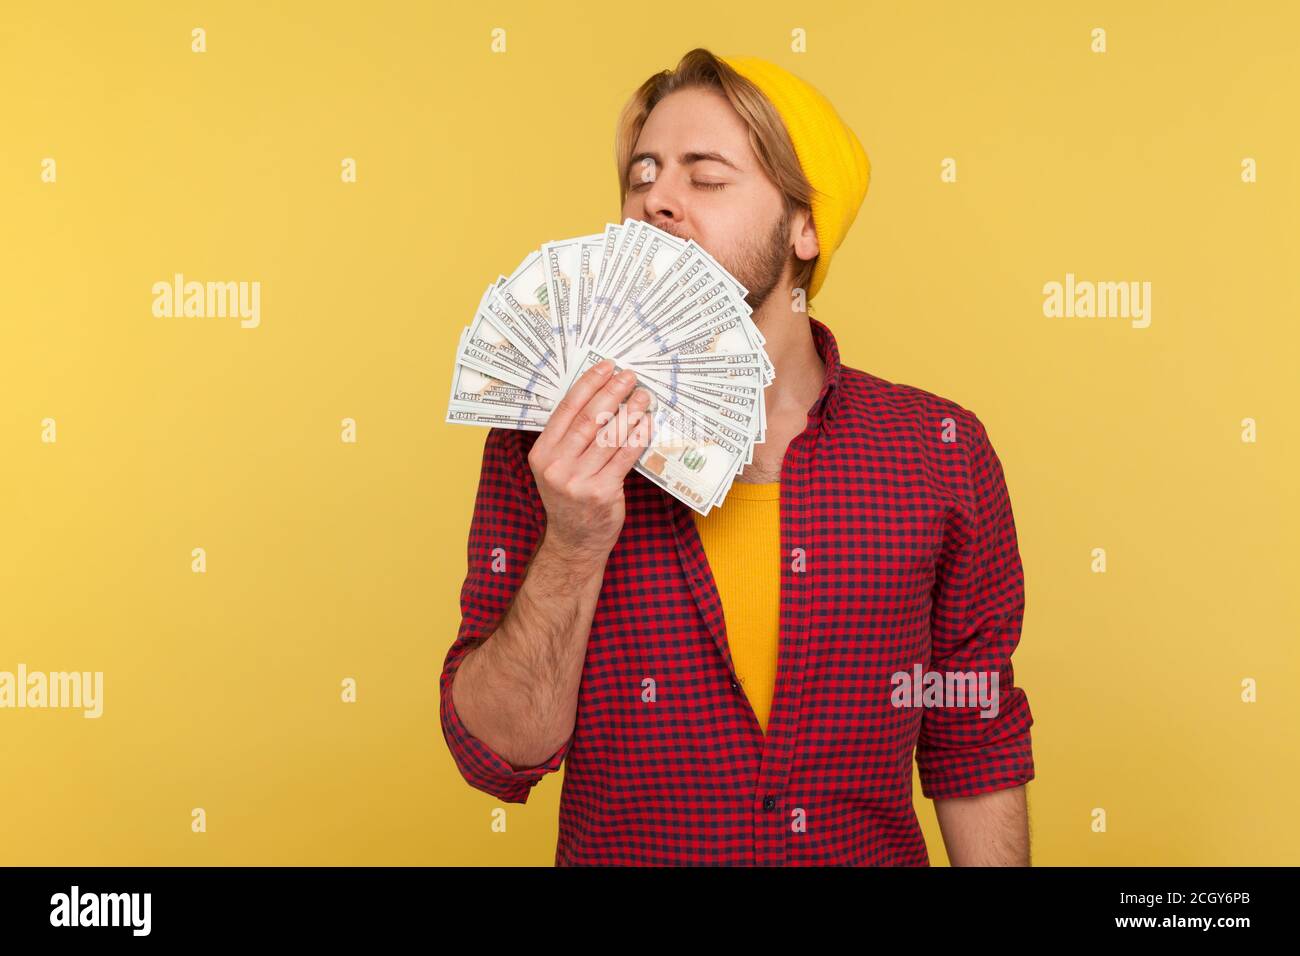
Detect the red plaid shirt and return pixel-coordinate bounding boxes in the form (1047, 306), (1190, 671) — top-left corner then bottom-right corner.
(441, 316), (1035, 865)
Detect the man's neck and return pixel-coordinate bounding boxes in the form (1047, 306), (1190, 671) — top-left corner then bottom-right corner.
(722, 286), (827, 485)
(750, 285), (825, 418)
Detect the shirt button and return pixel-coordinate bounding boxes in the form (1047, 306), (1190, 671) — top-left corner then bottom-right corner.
(731, 681), (740, 690)
(763, 795), (777, 811)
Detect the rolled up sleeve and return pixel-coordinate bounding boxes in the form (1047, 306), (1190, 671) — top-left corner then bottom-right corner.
(917, 413), (1035, 800)
(439, 426), (572, 803)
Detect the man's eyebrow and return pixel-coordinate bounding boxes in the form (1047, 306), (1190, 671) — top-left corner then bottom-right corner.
(626, 150), (742, 178)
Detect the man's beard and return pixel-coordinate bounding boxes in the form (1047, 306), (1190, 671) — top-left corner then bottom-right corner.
(730, 206), (793, 314)
(657, 208), (794, 314)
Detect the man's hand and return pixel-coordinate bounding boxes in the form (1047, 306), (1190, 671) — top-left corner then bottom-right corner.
(528, 358), (652, 558)
(933, 785), (1030, 866)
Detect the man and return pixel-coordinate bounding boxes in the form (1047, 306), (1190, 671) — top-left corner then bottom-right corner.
(441, 48), (1035, 865)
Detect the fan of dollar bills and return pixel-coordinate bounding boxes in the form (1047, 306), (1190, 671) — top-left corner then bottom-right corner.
(445, 217), (774, 515)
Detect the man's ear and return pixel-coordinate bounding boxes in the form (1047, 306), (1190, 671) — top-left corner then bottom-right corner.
(793, 207), (819, 262)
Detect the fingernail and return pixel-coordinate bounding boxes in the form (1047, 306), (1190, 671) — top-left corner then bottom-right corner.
(596, 359), (614, 375)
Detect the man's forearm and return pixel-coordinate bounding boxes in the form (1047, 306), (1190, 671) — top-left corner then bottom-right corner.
(933, 785), (1030, 866)
(450, 527), (609, 769)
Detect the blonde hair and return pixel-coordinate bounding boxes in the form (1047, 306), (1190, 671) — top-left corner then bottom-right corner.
(613, 48), (818, 297)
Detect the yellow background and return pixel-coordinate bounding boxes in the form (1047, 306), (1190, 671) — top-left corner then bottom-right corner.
(2, 1), (1296, 865)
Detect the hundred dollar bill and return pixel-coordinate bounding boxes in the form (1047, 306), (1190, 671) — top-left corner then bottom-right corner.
(565, 347), (747, 514)
(448, 362), (555, 418)
(460, 303), (561, 397)
(447, 218), (778, 513)
(540, 232), (604, 373)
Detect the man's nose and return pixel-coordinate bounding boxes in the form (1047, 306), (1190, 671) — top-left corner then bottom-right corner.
(643, 205), (687, 240)
(639, 175), (685, 229)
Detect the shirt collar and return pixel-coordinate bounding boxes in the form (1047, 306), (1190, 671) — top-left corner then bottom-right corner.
(804, 314), (843, 426)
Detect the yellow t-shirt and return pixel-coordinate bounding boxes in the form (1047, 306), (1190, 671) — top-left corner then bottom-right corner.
(690, 481), (781, 734)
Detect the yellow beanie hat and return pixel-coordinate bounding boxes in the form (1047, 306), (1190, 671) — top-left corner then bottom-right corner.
(720, 55), (870, 301)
